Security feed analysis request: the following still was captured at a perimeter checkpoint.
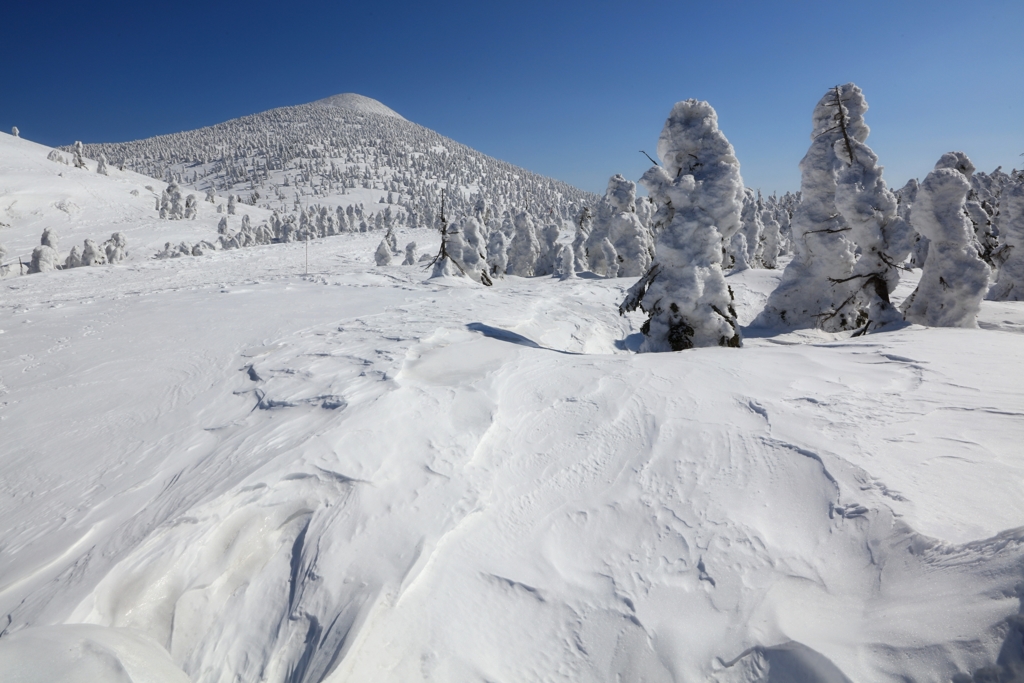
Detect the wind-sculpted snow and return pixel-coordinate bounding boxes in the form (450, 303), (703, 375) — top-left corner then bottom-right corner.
(3, 132), (1024, 683)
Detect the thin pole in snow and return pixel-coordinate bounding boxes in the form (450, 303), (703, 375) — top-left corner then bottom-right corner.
(305, 234), (309, 275)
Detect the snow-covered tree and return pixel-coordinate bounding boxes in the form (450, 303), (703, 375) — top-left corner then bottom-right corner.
(533, 222), (561, 277)
(374, 239), (393, 265)
(184, 194), (197, 219)
(586, 175), (653, 277)
(506, 212), (540, 277)
(159, 182), (185, 219)
(72, 141), (87, 169)
(82, 239), (106, 265)
(11, 126), (19, 138)
(755, 84), (869, 332)
(759, 207), (782, 269)
(901, 152), (990, 327)
(96, 153), (109, 176)
(831, 136), (914, 332)
(572, 206), (592, 273)
(989, 178), (1024, 300)
(554, 243), (576, 280)
(64, 245), (82, 269)
(41, 228), (58, 250)
(620, 99), (744, 351)
(104, 232), (128, 263)
(486, 229), (508, 277)
(29, 245), (58, 273)
(402, 242), (418, 265)
(457, 217), (493, 284)
(733, 188), (763, 268)
(205, 189), (216, 203)
(729, 232), (750, 271)
(227, 194), (237, 215)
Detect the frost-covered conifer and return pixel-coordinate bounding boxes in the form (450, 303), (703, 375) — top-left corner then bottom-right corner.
(729, 232), (750, 271)
(374, 239), (393, 265)
(901, 152), (990, 327)
(620, 99), (744, 351)
(41, 228), (58, 250)
(205, 189), (216, 203)
(64, 245), (82, 269)
(450, 218), (492, 285)
(735, 188), (763, 267)
(11, 126), (19, 138)
(486, 229), (508, 276)
(29, 246), (58, 273)
(73, 141), (87, 169)
(598, 238), (619, 278)
(555, 243), (576, 280)
(586, 175), (653, 277)
(506, 212), (540, 277)
(184, 194), (197, 219)
(104, 232), (128, 264)
(96, 153), (108, 175)
(227, 195), (237, 215)
(760, 207), (781, 269)
(572, 206), (592, 272)
(756, 84), (869, 331)
(402, 242), (418, 265)
(160, 182), (185, 219)
(82, 239), (106, 265)
(831, 136), (913, 331)
(533, 222), (561, 276)
(30, 230), (60, 273)
(989, 179), (1024, 300)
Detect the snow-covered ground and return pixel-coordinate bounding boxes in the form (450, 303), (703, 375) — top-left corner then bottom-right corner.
(2, 132), (1024, 683)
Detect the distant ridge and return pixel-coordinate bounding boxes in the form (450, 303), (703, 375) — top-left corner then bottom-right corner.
(314, 93), (406, 120)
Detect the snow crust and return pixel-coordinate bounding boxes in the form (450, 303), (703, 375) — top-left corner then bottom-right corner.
(2, 131), (1024, 683)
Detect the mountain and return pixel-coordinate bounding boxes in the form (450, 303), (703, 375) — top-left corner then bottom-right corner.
(78, 94), (598, 229)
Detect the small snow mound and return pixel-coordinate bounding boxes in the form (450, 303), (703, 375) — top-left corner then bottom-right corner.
(314, 93), (406, 120)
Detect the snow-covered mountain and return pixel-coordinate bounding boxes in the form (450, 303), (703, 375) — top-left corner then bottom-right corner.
(77, 93), (597, 229)
(2, 130), (1024, 683)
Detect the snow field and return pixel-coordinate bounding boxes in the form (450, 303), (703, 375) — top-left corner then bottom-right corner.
(1, 131), (1024, 683)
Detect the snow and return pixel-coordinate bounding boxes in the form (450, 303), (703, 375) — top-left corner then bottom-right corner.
(2, 131), (1024, 683)
(314, 93), (407, 121)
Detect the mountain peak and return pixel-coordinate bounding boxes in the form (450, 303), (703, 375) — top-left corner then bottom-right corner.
(313, 93), (405, 120)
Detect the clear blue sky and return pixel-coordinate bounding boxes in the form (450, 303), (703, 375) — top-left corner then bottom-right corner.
(3, 0), (1021, 195)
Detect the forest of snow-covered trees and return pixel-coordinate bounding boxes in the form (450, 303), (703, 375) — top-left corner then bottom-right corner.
(76, 95), (597, 238)
(7, 86), (1016, 354)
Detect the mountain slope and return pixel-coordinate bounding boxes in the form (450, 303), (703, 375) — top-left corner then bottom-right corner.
(78, 94), (597, 228)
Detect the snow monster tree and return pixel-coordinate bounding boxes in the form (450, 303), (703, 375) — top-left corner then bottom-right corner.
(755, 84), (870, 331)
(620, 99), (744, 351)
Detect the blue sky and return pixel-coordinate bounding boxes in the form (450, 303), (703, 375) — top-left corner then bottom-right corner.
(3, 0), (1021, 195)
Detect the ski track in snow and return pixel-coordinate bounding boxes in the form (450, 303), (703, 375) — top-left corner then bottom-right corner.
(2, 132), (1024, 682)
